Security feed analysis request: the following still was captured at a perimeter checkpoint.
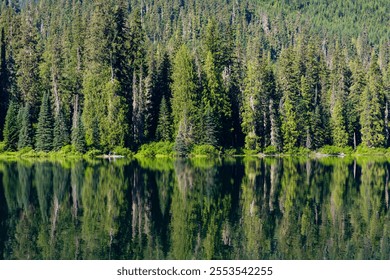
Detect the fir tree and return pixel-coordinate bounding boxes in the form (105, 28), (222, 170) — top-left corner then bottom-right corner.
(156, 96), (172, 142)
(18, 103), (34, 150)
(360, 53), (385, 148)
(71, 113), (86, 153)
(0, 27), (9, 140)
(329, 45), (351, 147)
(202, 106), (217, 147)
(53, 108), (70, 150)
(3, 101), (19, 151)
(36, 92), (54, 152)
(171, 44), (198, 141)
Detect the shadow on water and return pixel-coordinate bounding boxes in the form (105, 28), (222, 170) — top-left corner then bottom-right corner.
(0, 157), (389, 259)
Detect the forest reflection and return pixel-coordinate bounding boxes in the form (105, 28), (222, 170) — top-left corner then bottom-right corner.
(0, 157), (389, 260)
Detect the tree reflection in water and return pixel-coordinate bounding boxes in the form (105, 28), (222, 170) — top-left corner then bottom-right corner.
(0, 157), (389, 259)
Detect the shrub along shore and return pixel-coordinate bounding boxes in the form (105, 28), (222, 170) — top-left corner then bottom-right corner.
(1, 141), (390, 159)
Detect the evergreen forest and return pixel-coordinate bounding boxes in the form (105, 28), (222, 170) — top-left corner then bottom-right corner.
(0, 0), (389, 156)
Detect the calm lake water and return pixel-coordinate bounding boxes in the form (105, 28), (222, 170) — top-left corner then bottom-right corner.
(0, 157), (389, 260)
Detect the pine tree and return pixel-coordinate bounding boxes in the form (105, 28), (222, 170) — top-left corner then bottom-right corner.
(242, 57), (262, 150)
(16, 8), (42, 117)
(156, 96), (172, 142)
(3, 101), (19, 151)
(36, 92), (54, 152)
(203, 50), (231, 145)
(171, 44), (198, 140)
(329, 45), (351, 147)
(71, 113), (86, 153)
(279, 47), (300, 152)
(53, 108), (70, 150)
(0, 27), (9, 140)
(348, 59), (366, 148)
(18, 103), (34, 150)
(174, 116), (193, 157)
(202, 106), (217, 147)
(360, 53), (385, 148)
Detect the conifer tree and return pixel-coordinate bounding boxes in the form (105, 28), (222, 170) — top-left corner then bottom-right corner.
(360, 53), (385, 148)
(278, 47), (300, 151)
(156, 96), (172, 142)
(329, 46), (351, 147)
(242, 57), (262, 150)
(3, 101), (19, 151)
(171, 45), (198, 139)
(348, 59), (366, 148)
(36, 92), (54, 152)
(18, 103), (34, 150)
(0, 27), (9, 140)
(53, 109), (70, 150)
(71, 112), (86, 153)
(16, 8), (41, 117)
(202, 106), (217, 147)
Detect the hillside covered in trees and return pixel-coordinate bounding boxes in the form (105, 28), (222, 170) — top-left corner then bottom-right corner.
(0, 0), (389, 155)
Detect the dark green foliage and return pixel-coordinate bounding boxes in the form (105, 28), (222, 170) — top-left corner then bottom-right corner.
(174, 117), (193, 157)
(3, 101), (19, 151)
(360, 53), (385, 148)
(0, 27), (9, 140)
(36, 93), (54, 152)
(71, 111), (86, 153)
(156, 96), (172, 142)
(18, 103), (34, 150)
(0, 0), (389, 154)
(53, 109), (70, 150)
(202, 107), (217, 147)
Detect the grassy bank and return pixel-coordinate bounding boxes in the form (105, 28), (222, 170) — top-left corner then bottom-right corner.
(2, 141), (390, 160)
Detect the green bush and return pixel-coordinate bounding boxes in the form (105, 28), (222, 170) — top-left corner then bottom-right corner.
(113, 146), (134, 158)
(85, 149), (102, 158)
(264, 145), (279, 155)
(318, 145), (352, 155)
(17, 147), (34, 155)
(191, 144), (220, 157)
(223, 148), (238, 156)
(137, 142), (174, 157)
(356, 145), (386, 155)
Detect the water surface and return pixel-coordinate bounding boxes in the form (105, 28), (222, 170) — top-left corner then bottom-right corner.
(0, 157), (389, 259)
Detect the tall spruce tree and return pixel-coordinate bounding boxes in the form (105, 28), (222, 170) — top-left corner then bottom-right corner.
(3, 100), (19, 151)
(360, 53), (385, 148)
(279, 47), (300, 152)
(18, 103), (34, 150)
(242, 56), (262, 150)
(71, 112), (86, 153)
(16, 8), (41, 118)
(171, 44), (198, 137)
(36, 92), (54, 151)
(156, 96), (172, 142)
(0, 27), (9, 140)
(329, 46), (350, 147)
(53, 108), (70, 150)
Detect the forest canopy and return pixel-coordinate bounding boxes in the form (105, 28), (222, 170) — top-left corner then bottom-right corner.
(0, 0), (389, 155)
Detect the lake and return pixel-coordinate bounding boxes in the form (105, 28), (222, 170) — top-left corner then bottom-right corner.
(0, 157), (389, 259)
